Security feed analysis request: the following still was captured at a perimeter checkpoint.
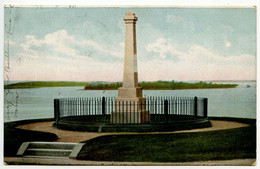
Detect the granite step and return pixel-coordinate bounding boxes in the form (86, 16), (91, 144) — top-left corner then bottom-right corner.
(24, 148), (72, 157)
(28, 142), (77, 150)
(17, 142), (85, 159)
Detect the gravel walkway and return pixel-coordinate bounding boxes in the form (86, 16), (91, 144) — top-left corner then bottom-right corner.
(4, 157), (256, 166)
(16, 120), (249, 142)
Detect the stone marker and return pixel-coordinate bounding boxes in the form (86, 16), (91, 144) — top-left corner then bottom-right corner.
(111, 11), (150, 124)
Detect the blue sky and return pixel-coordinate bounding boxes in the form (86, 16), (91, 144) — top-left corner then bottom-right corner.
(4, 7), (256, 81)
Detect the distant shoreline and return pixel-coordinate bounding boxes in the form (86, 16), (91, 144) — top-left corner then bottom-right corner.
(4, 81), (239, 90)
(207, 80), (256, 82)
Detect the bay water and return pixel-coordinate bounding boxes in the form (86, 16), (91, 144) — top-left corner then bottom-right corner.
(4, 82), (256, 122)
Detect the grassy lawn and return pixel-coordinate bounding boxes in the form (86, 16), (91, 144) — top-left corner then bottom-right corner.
(4, 119), (58, 157)
(77, 118), (256, 162)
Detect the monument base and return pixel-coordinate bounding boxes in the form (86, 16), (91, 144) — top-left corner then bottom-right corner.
(118, 87), (142, 98)
(110, 111), (150, 124)
(111, 97), (150, 124)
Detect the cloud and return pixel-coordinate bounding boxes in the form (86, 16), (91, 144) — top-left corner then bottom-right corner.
(20, 29), (124, 61)
(141, 38), (255, 81)
(225, 41), (231, 48)
(7, 29), (125, 81)
(8, 27), (256, 82)
(145, 38), (183, 60)
(8, 55), (123, 82)
(117, 19), (124, 32)
(4, 40), (16, 45)
(119, 42), (125, 48)
(20, 30), (80, 59)
(146, 38), (254, 65)
(166, 15), (185, 23)
(166, 15), (195, 32)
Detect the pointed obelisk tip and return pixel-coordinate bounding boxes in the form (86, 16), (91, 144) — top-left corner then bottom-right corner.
(124, 11), (138, 22)
(126, 10), (135, 16)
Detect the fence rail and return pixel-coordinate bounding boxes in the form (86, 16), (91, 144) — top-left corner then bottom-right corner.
(54, 96), (208, 124)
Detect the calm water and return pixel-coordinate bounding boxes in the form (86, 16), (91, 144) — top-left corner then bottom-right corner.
(4, 82), (256, 122)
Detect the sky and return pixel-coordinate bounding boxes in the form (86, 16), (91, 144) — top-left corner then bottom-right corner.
(4, 7), (256, 82)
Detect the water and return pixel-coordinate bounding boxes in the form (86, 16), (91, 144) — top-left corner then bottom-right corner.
(4, 82), (256, 122)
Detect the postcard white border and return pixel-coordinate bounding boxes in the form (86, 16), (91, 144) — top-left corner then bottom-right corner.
(0, 1), (259, 169)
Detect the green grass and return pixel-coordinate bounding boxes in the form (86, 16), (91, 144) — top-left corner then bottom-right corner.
(4, 119), (58, 157)
(4, 80), (238, 90)
(77, 118), (256, 162)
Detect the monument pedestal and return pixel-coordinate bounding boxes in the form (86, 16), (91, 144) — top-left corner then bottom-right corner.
(118, 87), (142, 98)
(111, 97), (150, 124)
(111, 110), (150, 124)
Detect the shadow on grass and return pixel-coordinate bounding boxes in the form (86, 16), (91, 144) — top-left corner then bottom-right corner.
(77, 117), (256, 162)
(4, 118), (58, 157)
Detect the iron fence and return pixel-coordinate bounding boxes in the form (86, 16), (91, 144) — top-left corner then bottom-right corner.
(54, 96), (208, 124)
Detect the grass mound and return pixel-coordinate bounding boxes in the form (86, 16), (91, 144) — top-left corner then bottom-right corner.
(77, 118), (256, 162)
(4, 119), (58, 157)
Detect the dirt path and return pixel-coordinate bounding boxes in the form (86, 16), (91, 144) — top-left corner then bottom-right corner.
(4, 157), (256, 166)
(16, 120), (249, 143)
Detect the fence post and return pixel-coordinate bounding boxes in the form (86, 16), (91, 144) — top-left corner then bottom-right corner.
(164, 100), (168, 123)
(54, 99), (60, 125)
(102, 97), (106, 115)
(203, 98), (208, 118)
(194, 96), (198, 118)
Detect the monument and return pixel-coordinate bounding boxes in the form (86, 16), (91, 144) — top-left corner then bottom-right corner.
(111, 11), (150, 124)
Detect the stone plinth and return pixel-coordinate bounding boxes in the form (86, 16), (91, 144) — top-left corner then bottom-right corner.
(111, 11), (150, 124)
(111, 111), (150, 124)
(111, 98), (150, 124)
(118, 87), (142, 98)
(115, 97), (146, 111)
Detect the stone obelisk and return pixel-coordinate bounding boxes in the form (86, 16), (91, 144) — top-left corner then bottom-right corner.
(111, 11), (150, 124)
